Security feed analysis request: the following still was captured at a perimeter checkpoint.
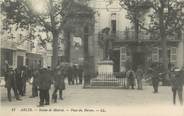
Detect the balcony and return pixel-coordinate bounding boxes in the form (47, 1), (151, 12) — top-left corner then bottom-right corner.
(110, 31), (181, 42)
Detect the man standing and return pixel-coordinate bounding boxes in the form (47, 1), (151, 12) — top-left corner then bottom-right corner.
(15, 68), (21, 95)
(126, 68), (136, 89)
(148, 67), (159, 93)
(67, 66), (74, 85)
(170, 68), (184, 105)
(73, 65), (78, 84)
(30, 69), (39, 98)
(5, 67), (21, 101)
(20, 67), (27, 96)
(136, 66), (144, 90)
(78, 65), (83, 84)
(38, 68), (52, 106)
(52, 66), (66, 103)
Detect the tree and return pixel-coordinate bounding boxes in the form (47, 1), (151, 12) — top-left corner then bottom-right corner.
(120, 0), (152, 40)
(120, 0), (184, 73)
(1, 0), (93, 69)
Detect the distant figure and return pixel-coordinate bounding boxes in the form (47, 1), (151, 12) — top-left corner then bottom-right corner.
(20, 67), (27, 96)
(148, 67), (159, 93)
(5, 68), (21, 102)
(126, 68), (136, 89)
(30, 69), (39, 98)
(67, 66), (74, 85)
(136, 66), (144, 90)
(170, 68), (184, 105)
(38, 68), (52, 106)
(4, 60), (9, 76)
(15, 68), (22, 95)
(78, 65), (83, 84)
(73, 65), (78, 84)
(52, 66), (66, 103)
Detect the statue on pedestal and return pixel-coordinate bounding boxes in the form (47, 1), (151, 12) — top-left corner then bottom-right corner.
(98, 27), (113, 60)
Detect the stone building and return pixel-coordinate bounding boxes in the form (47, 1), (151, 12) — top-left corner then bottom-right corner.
(87, 0), (184, 72)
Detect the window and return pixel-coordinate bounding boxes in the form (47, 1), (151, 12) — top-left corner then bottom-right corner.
(120, 47), (126, 63)
(170, 47), (177, 64)
(152, 47), (159, 62)
(111, 13), (116, 33)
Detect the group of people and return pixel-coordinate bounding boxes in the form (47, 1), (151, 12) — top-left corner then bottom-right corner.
(124, 64), (184, 105)
(4, 66), (31, 102)
(3, 62), (184, 106)
(4, 63), (84, 107)
(122, 66), (145, 90)
(67, 65), (83, 85)
(169, 67), (184, 105)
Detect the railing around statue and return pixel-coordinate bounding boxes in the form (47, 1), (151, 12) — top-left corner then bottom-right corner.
(84, 72), (127, 88)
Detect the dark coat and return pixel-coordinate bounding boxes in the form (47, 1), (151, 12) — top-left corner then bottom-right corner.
(32, 71), (39, 87)
(67, 66), (74, 79)
(136, 68), (144, 80)
(170, 71), (184, 90)
(78, 66), (83, 77)
(126, 70), (136, 85)
(54, 70), (65, 90)
(20, 70), (27, 83)
(149, 69), (159, 83)
(54, 75), (65, 90)
(38, 69), (52, 90)
(15, 69), (22, 89)
(5, 70), (17, 88)
(73, 66), (78, 77)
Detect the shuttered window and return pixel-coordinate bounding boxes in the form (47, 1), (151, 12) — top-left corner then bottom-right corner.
(120, 47), (126, 66)
(152, 47), (159, 62)
(170, 47), (177, 64)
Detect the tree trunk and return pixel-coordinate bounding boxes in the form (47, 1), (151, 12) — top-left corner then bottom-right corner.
(135, 17), (139, 41)
(159, 2), (169, 85)
(83, 25), (90, 85)
(161, 37), (168, 72)
(159, 3), (168, 73)
(51, 32), (59, 70)
(64, 30), (71, 63)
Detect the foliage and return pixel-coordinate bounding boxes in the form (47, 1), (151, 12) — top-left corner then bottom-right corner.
(124, 26), (130, 40)
(120, 0), (184, 72)
(120, 0), (184, 37)
(120, 0), (152, 31)
(1, 0), (94, 41)
(1, 0), (95, 68)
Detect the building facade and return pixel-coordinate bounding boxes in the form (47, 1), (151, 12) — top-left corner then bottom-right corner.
(0, 24), (46, 76)
(87, 0), (184, 72)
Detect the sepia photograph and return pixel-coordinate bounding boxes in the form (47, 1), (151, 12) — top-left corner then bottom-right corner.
(0, 0), (184, 116)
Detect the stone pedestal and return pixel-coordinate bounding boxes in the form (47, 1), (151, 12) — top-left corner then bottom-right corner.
(97, 60), (113, 73)
(90, 60), (119, 86)
(96, 60), (114, 80)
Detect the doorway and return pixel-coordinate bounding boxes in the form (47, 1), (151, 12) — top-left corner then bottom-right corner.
(112, 50), (120, 72)
(17, 56), (24, 68)
(132, 52), (145, 70)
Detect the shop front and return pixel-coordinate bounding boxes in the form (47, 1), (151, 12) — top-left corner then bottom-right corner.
(26, 53), (43, 70)
(0, 48), (14, 76)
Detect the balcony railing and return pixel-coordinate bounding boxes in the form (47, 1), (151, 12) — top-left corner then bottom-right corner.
(110, 31), (181, 41)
